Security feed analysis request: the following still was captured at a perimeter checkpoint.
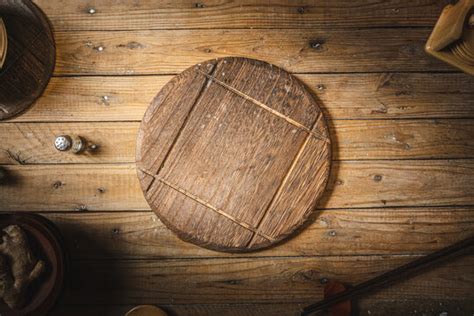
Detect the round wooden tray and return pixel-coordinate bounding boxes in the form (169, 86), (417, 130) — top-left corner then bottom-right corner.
(137, 57), (331, 252)
(0, 213), (66, 316)
(0, 0), (55, 120)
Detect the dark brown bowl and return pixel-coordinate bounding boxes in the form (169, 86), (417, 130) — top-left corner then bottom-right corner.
(0, 213), (66, 316)
(0, 0), (55, 120)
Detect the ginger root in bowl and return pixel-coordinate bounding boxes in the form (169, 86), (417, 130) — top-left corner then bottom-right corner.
(0, 225), (45, 309)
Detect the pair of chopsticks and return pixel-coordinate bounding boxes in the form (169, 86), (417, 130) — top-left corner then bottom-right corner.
(302, 235), (474, 316)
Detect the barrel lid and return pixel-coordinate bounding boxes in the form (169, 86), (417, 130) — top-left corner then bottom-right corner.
(137, 57), (331, 252)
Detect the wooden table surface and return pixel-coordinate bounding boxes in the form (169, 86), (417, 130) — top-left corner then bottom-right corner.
(0, 1), (473, 315)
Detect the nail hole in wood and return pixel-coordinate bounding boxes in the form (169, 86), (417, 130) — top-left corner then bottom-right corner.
(101, 95), (110, 105)
(88, 144), (99, 152)
(75, 205), (88, 211)
(52, 181), (64, 189)
(310, 41), (324, 50)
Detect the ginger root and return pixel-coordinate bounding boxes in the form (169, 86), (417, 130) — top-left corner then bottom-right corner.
(0, 225), (45, 309)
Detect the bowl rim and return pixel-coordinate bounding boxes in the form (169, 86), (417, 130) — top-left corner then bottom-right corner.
(0, 17), (7, 69)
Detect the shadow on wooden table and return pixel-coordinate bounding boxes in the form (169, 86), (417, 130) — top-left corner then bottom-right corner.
(49, 217), (130, 315)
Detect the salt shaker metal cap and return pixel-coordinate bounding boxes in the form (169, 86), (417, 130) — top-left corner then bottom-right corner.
(54, 135), (88, 154)
(54, 135), (72, 151)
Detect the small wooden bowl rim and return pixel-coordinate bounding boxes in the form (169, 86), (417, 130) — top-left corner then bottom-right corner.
(0, 17), (7, 69)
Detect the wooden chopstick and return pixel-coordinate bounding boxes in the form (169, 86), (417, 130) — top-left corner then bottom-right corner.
(301, 235), (474, 316)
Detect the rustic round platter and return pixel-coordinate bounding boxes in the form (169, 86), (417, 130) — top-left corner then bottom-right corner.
(0, 213), (66, 316)
(0, 0), (55, 120)
(137, 57), (331, 252)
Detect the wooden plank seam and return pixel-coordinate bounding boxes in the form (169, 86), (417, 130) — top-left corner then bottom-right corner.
(140, 113), (326, 247)
(140, 62), (329, 247)
(246, 112), (324, 247)
(143, 63), (218, 193)
(196, 69), (329, 143)
(140, 168), (275, 242)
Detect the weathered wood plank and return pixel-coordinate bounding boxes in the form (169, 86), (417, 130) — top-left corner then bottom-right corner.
(61, 254), (474, 304)
(8, 2), (471, 314)
(331, 119), (474, 160)
(42, 208), (474, 259)
(7, 73), (473, 123)
(0, 164), (148, 211)
(1, 119), (473, 164)
(53, 28), (450, 75)
(0, 122), (137, 164)
(34, 0), (449, 31)
(1, 160), (473, 211)
(7, 76), (163, 122)
(52, 304), (307, 316)
(314, 72), (474, 120)
(320, 160), (474, 209)
(51, 300), (474, 316)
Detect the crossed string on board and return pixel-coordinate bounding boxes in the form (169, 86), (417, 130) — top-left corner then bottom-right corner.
(139, 65), (330, 245)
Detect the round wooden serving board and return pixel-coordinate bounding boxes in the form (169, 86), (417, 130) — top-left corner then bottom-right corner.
(137, 57), (331, 252)
(0, 0), (55, 120)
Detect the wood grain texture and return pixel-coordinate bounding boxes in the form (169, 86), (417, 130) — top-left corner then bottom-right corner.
(313, 72), (474, 120)
(42, 207), (474, 259)
(51, 300), (474, 316)
(1, 2), (472, 313)
(0, 122), (137, 164)
(1, 160), (473, 211)
(4, 119), (469, 168)
(331, 119), (474, 160)
(53, 28), (451, 75)
(5, 73), (473, 122)
(1, 119), (474, 164)
(137, 57), (330, 251)
(34, 0), (449, 31)
(0, 1), (55, 120)
(60, 254), (474, 304)
(321, 160), (474, 209)
(136, 59), (217, 192)
(0, 164), (147, 212)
